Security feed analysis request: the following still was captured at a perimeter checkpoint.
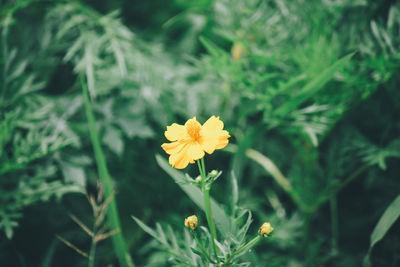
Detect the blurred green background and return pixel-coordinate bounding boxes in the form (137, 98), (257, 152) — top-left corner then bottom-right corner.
(0, 0), (399, 266)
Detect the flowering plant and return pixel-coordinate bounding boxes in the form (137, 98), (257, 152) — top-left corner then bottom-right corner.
(133, 116), (274, 266)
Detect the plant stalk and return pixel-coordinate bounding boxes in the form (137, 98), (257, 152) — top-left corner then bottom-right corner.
(81, 77), (134, 267)
(1, 18), (8, 113)
(329, 196), (338, 251)
(88, 224), (97, 267)
(197, 158), (219, 263)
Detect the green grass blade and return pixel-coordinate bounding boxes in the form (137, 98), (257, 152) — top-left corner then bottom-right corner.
(370, 194), (400, 249)
(364, 194), (400, 267)
(199, 36), (224, 57)
(82, 78), (135, 267)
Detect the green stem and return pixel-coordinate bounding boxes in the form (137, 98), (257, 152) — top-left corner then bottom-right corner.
(203, 187), (218, 241)
(81, 77), (134, 267)
(301, 212), (313, 261)
(329, 196), (338, 252)
(1, 19), (8, 113)
(333, 164), (369, 194)
(197, 159), (219, 263)
(226, 235), (261, 263)
(200, 158), (206, 182)
(88, 224), (97, 267)
(313, 164), (370, 211)
(196, 160), (205, 179)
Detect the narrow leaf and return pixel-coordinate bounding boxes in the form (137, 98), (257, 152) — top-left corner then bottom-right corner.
(369, 195), (400, 250)
(199, 36), (224, 57)
(364, 195), (400, 266)
(131, 215), (165, 244)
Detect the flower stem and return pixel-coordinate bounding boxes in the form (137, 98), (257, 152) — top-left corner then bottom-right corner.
(226, 235), (261, 263)
(197, 158), (219, 263)
(200, 158), (206, 182)
(203, 186), (218, 241)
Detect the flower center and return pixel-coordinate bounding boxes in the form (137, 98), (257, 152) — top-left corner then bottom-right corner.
(186, 120), (201, 140)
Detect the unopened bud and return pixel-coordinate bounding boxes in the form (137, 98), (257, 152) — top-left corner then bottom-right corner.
(195, 176), (202, 184)
(259, 222), (274, 237)
(209, 170), (218, 177)
(184, 215), (198, 231)
(231, 42), (248, 60)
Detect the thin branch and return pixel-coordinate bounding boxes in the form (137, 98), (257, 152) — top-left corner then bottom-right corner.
(56, 235), (88, 258)
(69, 213), (93, 237)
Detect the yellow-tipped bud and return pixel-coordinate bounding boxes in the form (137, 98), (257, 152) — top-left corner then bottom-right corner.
(231, 42), (248, 60)
(259, 222), (274, 237)
(184, 215), (198, 231)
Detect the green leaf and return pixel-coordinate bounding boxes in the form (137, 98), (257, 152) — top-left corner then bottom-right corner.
(231, 171), (239, 209)
(275, 52), (355, 116)
(199, 36), (224, 57)
(155, 154), (231, 238)
(59, 161), (86, 187)
(131, 216), (166, 244)
(103, 126), (123, 156)
(369, 194), (400, 249)
(190, 247), (205, 258)
(364, 194), (400, 266)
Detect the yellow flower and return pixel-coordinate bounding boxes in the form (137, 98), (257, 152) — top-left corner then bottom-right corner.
(259, 222), (274, 237)
(184, 215), (198, 230)
(231, 42), (248, 60)
(161, 116), (230, 169)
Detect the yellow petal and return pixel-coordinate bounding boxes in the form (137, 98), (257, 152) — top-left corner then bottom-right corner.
(198, 136), (219, 154)
(165, 123), (186, 141)
(169, 144), (191, 169)
(199, 116), (230, 154)
(216, 130), (230, 149)
(201, 116), (223, 135)
(186, 142), (205, 161)
(161, 141), (184, 155)
(216, 138), (229, 149)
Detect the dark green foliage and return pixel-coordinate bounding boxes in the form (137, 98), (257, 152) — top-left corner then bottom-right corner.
(0, 0), (399, 266)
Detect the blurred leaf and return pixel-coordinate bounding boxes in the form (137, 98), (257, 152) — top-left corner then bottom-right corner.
(364, 195), (400, 266)
(59, 161), (86, 187)
(199, 36), (225, 57)
(369, 195), (400, 250)
(275, 52), (354, 116)
(132, 216), (164, 244)
(103, 126), (123, 156)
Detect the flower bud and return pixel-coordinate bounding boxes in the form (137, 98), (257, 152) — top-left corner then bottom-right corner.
(195, 176), (202, 184)
(184, 215), (198, 231)
(259, 222), (274, 237)
(209, 170), (218, 177)
(231, 42), (248, 60)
